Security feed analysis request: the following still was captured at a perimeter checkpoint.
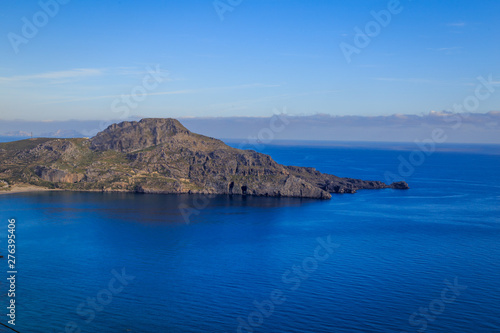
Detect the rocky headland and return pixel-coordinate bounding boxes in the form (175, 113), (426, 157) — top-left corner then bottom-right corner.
(0, 118), (408, 199)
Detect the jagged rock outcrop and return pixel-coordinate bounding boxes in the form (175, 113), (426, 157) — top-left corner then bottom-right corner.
(90, 118), (191, 152)
(0, 118), (409, 198)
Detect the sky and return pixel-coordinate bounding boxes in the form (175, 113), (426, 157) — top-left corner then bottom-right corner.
(1, 0), (499, 121)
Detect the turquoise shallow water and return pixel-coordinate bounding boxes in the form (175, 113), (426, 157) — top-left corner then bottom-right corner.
(0, 143), (499, 332)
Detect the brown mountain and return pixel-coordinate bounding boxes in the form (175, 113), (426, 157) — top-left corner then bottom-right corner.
(0, 118), (408, 198)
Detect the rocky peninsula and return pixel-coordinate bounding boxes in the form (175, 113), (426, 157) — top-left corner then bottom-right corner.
(0, 118), (408, 199)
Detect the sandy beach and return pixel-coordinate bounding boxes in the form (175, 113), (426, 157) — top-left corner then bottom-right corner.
(0, 185), (59, 195)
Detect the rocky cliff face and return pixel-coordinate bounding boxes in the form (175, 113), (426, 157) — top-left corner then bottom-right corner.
(34, 166), (84, 183)
(0, 118), (409, 198)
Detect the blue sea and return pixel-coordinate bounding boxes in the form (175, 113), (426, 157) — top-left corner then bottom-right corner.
(1, 141), (499, 333)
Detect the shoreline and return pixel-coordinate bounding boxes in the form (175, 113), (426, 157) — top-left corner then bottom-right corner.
(0, 185), (61, 195)
(0, 185), (331, 198)
(0, 180), (406, 198)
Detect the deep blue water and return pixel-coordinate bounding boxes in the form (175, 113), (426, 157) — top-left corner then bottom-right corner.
(1, 143), (499, 333)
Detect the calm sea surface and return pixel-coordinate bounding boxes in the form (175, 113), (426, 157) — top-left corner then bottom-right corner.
(0, 142), (499, 332)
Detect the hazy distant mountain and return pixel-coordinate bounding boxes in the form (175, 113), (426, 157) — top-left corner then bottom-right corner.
(2, 129), (86, 138)
(40, 129), (88, 138)
(4, 130), (32, 137)
(178, 111), (500, 145)
(0, 112), (498, 143)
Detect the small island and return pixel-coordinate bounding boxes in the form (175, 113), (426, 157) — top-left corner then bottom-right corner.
(0, 118), (408, 199)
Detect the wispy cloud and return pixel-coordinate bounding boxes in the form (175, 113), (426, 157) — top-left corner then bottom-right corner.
(372, 77), (478, 86)
(447, 22), (466, 27)
(204, 89), (337, 114)
(206, 93), (292, 112)
(372, 77), (438, 84)
(0, 67), (170, 84)
(0, 68), (103, 82)
(277, 52), (325, 59)
(194, 54), (226, 59)
(39, 83), (281, 105)
(427, 46), (463, 55)
(295, 90), (341, 97)
(194, 83), (282, 91)
(40, 90), (193, 105)
(436, 47), (462, 52)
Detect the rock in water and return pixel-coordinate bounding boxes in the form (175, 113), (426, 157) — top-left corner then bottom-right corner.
(0, 118), (409, 199)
